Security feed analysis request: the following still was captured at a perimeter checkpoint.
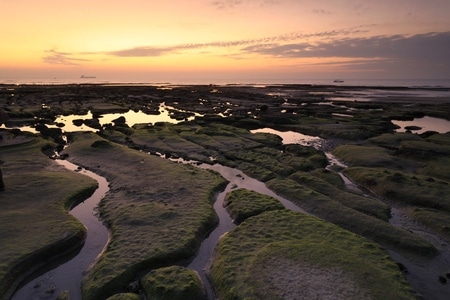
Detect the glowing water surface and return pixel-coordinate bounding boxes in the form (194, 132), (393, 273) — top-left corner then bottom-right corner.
(392, 116), (450, 134)
(2, 103), (202, 133)
(250, 128), (323, 148)
(55, 103), (202, 132)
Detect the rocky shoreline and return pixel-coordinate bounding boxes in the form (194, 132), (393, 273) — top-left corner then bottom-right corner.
(1, 83), (450, 299)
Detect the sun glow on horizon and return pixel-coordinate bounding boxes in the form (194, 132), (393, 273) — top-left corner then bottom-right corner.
(2, 0), (450, 81)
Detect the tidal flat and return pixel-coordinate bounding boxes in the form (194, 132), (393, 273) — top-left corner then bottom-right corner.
(1, 84), (450, 299)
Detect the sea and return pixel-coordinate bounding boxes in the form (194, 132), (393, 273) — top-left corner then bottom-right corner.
(1, 77), (450, 89)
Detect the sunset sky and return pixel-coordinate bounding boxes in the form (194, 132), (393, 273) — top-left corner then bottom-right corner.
(2, 0), (450, 83)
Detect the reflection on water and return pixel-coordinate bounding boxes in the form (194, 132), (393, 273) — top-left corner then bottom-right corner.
(12, 160), (109, 300)
(55, 103), (202, 132)
(392, 116), (450, 134)
(250, 128), (323, 149)
(185, 163), (304, 300)
(3, 103), (203, 133)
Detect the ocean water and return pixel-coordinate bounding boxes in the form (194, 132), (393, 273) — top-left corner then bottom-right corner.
(1, 76), (450, 88)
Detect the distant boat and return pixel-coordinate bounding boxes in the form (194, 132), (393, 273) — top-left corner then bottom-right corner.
(333, 79), (344, 83)
(81, 75), (96, 78)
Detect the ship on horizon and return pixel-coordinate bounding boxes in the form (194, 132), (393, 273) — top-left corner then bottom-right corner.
(80, 75), (96, 79)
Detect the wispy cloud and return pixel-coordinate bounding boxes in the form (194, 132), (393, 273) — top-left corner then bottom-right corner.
(241, 31), (450, 61)
(42, 29), (450, 77)
(106, 27), (367, 58)
(212, 0), (281, 9)
(42, 49), (89, 65)
(212, 0), (243, 9)
(311, 8), (331, 15)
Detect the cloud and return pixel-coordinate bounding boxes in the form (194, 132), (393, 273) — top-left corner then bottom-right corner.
(212, 0), (281, 9)
(212, 0), (243, 9)
(240, 31), (450, 62)
(42, 49), (89, 65)
(311, 8), (331, 15)
(106, 27), (366, 58)
(108, 47), (169, 57)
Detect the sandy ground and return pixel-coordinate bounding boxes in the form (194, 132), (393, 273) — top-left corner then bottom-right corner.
(259, 257), (372, 300)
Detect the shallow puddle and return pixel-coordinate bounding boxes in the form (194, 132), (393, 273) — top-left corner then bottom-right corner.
(392, 116), (450, 134)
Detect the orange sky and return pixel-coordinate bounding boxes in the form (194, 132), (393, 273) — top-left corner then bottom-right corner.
(2, 0), (450, 83)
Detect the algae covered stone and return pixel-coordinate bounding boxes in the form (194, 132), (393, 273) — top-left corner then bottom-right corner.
(211, 210), (417, 300)
(141, 266), (206, 300)
(224, 188), (285, 223)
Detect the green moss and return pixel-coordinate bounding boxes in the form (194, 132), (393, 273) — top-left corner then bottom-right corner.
(368, 133), (423, 149)
(106, 293), (141, 300)
(211, 210), (417, 300)
(60, 132), (227, 300)
(332, 144), (396, 167)
(141, 266), (206, 300)
(309, 168), (346, 189)
(55, 290), (71, 300)
(289, 171), (390, 221)
(412, 208), (450, 242)
(224, 188), (285, 223)
(266, 177), (435, 256)
(0, 137), (97, 299)
(344, 167), (450, 212)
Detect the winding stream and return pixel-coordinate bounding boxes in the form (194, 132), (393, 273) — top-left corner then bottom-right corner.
(12, 160), (109, 300)
(9, 122), (450, 299)
(253, 127), (450, 300)
(186, 163), (305, 300)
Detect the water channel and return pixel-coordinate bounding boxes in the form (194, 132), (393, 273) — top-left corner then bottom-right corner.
(8, 106), (450, 299)
(12, 161), (109, 300)
(252, 127), (450, 300)
(185, 163), (305, 300)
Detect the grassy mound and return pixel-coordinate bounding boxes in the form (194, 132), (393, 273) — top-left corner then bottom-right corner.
(0, 137), (98, 299)
(266, 177), (435, 256)
(106, 293), (141, 300)
(343, 167), (450, 212)
(60, 132), (227, 300)
(289, 170), (390, 221)
(141, 266), (206, 300)
(211, 210), (417, 300)
(412, 208), (450, 242)
(224, 188), (285, 223)
(332, 132), (450, 247)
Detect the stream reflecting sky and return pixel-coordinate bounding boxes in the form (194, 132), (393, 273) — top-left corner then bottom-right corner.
(392, 116), (450, 134)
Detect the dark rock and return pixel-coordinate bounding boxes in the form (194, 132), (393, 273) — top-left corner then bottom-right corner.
(84, 118), (102, 129)
(72, 119), (84, 126)
(404, 125), (422, 131)
(396, 262), (408, 274)
(0, 168), (4, 191)
(439, 276), (447, 284)
(91, 140), (111, 148)
(112, 116), (126, 126)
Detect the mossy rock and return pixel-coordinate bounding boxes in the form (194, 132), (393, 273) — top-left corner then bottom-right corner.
(211, 210), (417, 300)
(141, 266), (206, 300)
(343, 167), (450, 212)
(55, 290), (70, 300)
(266, 177), (435, 256)
(106, 293), (141, 300)
(0, 138), (97, 299)
(63, 133), (227, 300)
(224, 188), (285, 223)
